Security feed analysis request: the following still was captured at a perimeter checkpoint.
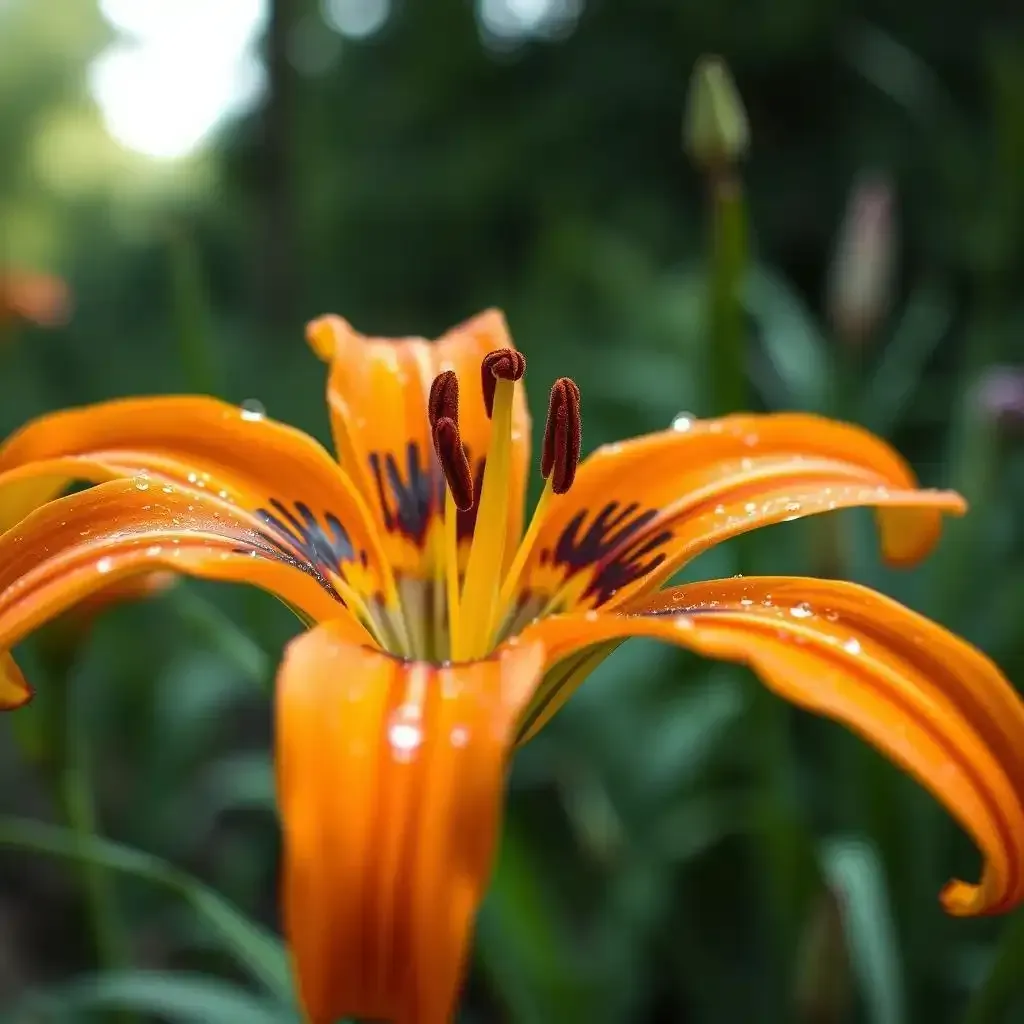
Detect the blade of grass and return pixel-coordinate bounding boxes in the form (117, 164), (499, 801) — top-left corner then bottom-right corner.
(0, 817), (294, 1003)
(5, 971), (295, 1024)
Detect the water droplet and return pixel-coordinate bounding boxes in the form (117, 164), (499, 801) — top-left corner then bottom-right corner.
(161, 485), (173, 494)
(824, 610), (840, 622)
(843, 637), (862, 655)
(744, 501), (758, 515)
(187, 471), (199, 484)
(388, 706), (423, 760)
(785, 501), (801, 513)
(740, 597), (754, 607)
(133, 472), (149, 491)
(674, 617), (694, 630)
(240, 398), (266, 421)
(671, 411), (697, 432)
(789, 601), (813, 619)
(79, 528), (92, 537)
(146, 544), (162, 557)
(96, 557), (113, 574)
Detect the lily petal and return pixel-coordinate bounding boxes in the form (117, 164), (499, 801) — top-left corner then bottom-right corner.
(306, 310), (530, 576)
(515, 414), (964, 611)
(0, 479), (371, 695)
(0, 652), (31, 709)
(0, 396), (392, 601)
(512, 576), (1024, 916)
(276, 621), (543, 1024)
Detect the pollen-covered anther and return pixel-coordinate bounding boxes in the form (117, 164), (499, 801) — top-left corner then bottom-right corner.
(428, 370), (460, 430)
(541, 377), (582, 494)
(432, 416), (474, 511)
(481, 349), (526, 418)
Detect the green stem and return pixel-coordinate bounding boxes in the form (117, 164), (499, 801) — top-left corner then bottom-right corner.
(704, 162), (812, 999)
(708, 169), (749, 416)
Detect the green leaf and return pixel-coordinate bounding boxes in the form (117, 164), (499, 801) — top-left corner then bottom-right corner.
(477, 822), (592, 1024)
(820, 836), (906, 1024)
(0, 817), (293, 1004)
(744, 265), (831, 411)
(858, 284), (953, 436)
(7, 971), (294, 1024)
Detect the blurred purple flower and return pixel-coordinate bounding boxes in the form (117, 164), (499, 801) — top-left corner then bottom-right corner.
(974, 366), (1024, 430)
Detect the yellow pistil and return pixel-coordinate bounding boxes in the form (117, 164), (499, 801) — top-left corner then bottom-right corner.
(458, 376), (515, 659)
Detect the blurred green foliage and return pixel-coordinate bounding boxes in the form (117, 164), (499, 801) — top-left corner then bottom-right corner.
(3, 0), (1024, 1021)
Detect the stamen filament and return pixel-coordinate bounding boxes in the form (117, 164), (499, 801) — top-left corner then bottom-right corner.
(491, 476), (554, 645)
(444, 486), (461, 660)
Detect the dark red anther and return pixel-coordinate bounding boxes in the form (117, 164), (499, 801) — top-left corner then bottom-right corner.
(432, 417), (474, 511)
(541, 377), (582, 494)
(481, 348), (526, 418)
(428, 370), (460, 430)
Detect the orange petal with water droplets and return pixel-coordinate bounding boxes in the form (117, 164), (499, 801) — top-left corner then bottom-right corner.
(276, 622), (543, 1023)
(511, 576), (1024, 916)
(0, 480), (370, 708)
(516, 413), (964, 611)
(306, 310), (530, 576)
(0, 396), (391, 601)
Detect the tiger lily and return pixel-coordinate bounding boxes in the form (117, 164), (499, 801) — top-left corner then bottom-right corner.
(1, 310), (1022, 1023)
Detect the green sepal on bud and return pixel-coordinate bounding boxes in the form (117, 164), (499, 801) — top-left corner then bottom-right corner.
(684, 56), (750, 171)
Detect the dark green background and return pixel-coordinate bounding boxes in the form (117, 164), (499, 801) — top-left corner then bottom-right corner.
(2, 0), (1024, 1021)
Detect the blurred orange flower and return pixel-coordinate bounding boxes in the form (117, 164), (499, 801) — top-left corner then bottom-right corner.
(0, 269), (71, 328)
(1, 310), (1022, 1023)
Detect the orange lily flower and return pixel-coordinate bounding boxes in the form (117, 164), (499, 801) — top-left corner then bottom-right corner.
(1, 309), (1023, 1022)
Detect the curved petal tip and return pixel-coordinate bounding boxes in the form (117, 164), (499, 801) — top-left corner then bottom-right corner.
(0, 653), (32, 710)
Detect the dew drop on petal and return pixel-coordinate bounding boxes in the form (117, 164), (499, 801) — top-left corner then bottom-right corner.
(162, 485), (174, 494)
(240, 398), (266, 421)
(671, 411), (697, 432)
(146, 545), (162, 556)
(843, 637), (862, 655)
(133, 472), (149, 491)
(96, 557), (113, 574)
(388, 705), (423, 761)
(789, 601), (814, 619)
